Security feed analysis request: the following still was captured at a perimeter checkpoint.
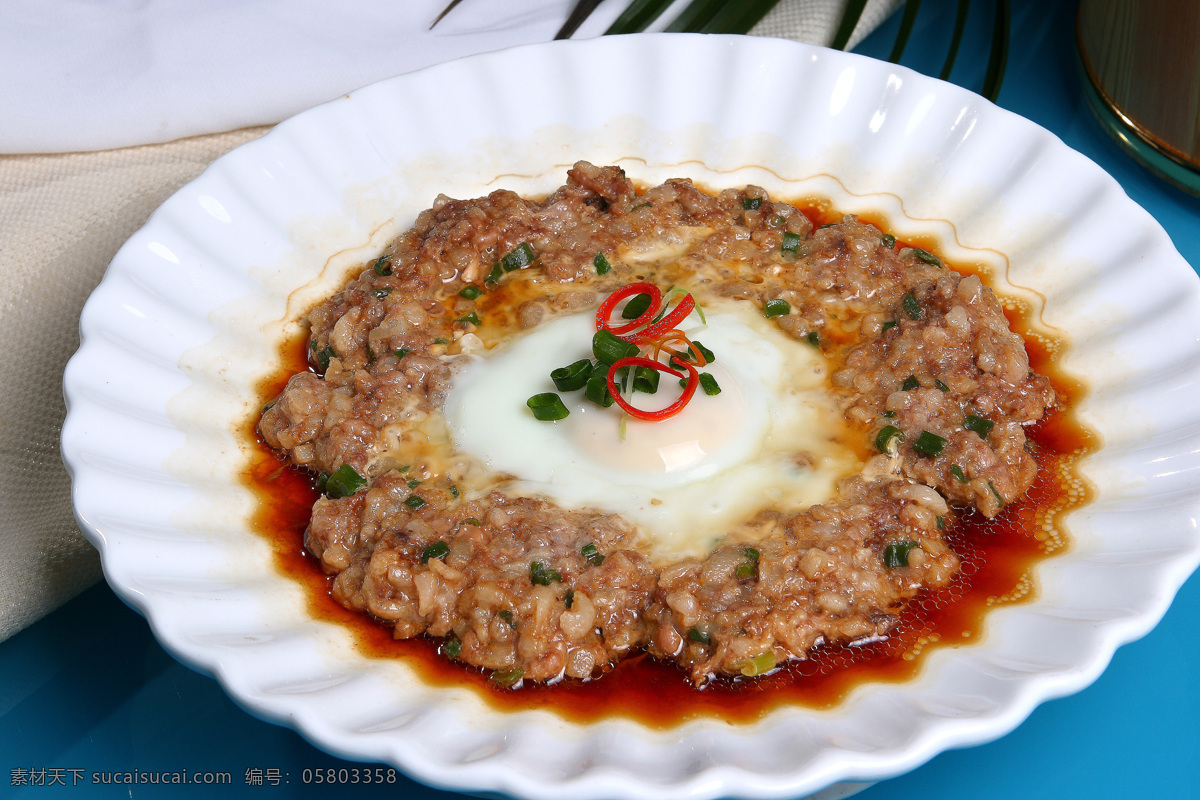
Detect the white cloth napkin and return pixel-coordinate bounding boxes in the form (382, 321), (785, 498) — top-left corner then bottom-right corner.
(1, 0), (899, 154)
(0, 0), (899, 641)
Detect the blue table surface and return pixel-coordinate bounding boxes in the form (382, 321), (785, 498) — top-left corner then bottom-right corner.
(7, 1), (1200, 797)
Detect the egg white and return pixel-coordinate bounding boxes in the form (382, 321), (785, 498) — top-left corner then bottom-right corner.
(444, 298), (862, 560)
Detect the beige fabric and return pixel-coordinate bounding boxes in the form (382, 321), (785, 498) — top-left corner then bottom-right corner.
(0, 127), (270, 641)
(0, 0), (901, 642)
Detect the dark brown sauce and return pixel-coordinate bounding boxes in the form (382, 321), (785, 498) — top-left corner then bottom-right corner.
(243, 203), (1097, 729)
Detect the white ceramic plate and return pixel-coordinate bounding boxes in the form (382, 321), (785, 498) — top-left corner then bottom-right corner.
(62, 35), (1200, 800)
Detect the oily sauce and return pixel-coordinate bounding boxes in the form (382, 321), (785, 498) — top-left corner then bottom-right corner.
(243, 212), (1097, 729)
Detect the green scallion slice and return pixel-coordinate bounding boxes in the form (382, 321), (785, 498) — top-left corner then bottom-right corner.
(621, 292), (654, 319)
(456, 311), (480, 326)
(489, 667), (524, 689)
(485, 263), (504, 285)
(551, 359), (594, 392)
(592, 329), (639, 364)
(937, 516), (946, 531)
(500, 242), (536, 272)
(875, 425), (904, 454)
(934, 379), (950, 392)
(881, 320), (897, 333)
(902, 292), (922, 319)
(530, 561), (562, 586)
(698, 373), (721, 395)
(564, 589), (575, 609)
(581, 542), (605, 567)
(988, 481), (1005, 507)
(692, 340), (715, 363)
(688, 627), (711, 645)
(964, 414), (995, 438)
(742, 196), (763, 210)
(420, 541), (450, 564)
(781, 231), (802, 257)
(950, 464), (969, 484)
(407, 478), (421, 489)
(912, 248), (943, 267)
(459, 285), (483, 300)
(462, 517), (482, 527)
(324, 464), (365, 499)
(527, 392), (570, 421)
(883, 540), (919, 568)
(738, 651), (776, 677)
(805, 331), (820, 348)
(432, 337), (449, 345)
(372, 255), (392, 276)
(584, 374), (615, 407)
(593, 252), (612, 275)
(498, 609), (516, 627)
(449, 485), (460, 499)
(405, 494), (427, 510)
(881, 233), (897, 248)
(393, 347), (410, 360)
(882, 410), (896, 418)
(764, 299), (791, 318)
(902, 375), (920, 391)
(913, 430), (947, 457)
(311, 340), (335, 372)
(443, 635), (462, 659)
(734, 547), (760, 579)
(630, 200), (652, 211)
(374, 288), (391, 299)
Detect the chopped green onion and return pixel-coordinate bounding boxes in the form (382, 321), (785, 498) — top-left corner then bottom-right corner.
(530, 561), (562, 586)
(875, 425), (904, 454)
(393, 347), (410, 360)
(770, 214), (786, 226)
(485, 263), (504, 285)
(443, 635), (462, 659)
(742, 196), (763, 210)
(734, 547), (760, 579)
(881, 233), (897, 248)
(498, 609), (516, 627)
(593, 252), (612, 275)
(584, 374), (615, 407)
(374, 288), (391, 299)
(950, 464), (969, 484)
(820, 223), (836, 229)
(262, 400), (276, 413)
(564, 589), (575, 609)
(937, 515), (946, 531)
(806, 331), (820, 348)
(692, 340), (715, 363)
(688, 627), (711, 645)
(913, 431), (947, 457)
(634, 366), (659, 394)
(934, 379), (950, 392)
(912, 248), (943, 267)
(764, 299), (791, 318)
(527, 392), (570, 421)
(781, 231), (802, 257)
(551, 359), (594, 392)
(449, 485), (460, 499)
(456, 311), (480, 326)
(988, 481), (1005, 507)
(459, 285), (483, 300)
(882, 410), (896, 418)
(405, 494), (427, 510)
(902, 375), (920, 391)
(373, 255), (392, 276)
(581, 543), (605, 567)
(462, 517), (482, 527)
(407, 478), (421, 488)
(883, 540), (919, 568)
(432, 337), (449, 345)
(881, 320), (897, 333)
(621, 292), (654, 319)
(902, 292), (922, 320)
(698, 373), (721, 395)
(630, 200), (652, 211)
(311, 340), (335, 372)
(592, 329), (639, 364)
(325, 464), (365, 499)
(738, 651), (776, 677)
(315, 471), (328, 492)
(489, 667), (524, 689)
(420, 541), (450, 564)
(500, 242), (536, 272)
(964, 414), (995, 438)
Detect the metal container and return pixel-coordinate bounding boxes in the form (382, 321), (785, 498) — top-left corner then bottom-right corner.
(1077, 0), (1200, 195)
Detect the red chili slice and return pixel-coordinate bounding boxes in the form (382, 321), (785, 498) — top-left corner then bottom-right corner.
(606, 356), (699, 422)
(596, 282), (662, 338)
(633, 293), (696, 343)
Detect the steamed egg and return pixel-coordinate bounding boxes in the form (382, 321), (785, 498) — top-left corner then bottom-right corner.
(444, 298), (863, 560)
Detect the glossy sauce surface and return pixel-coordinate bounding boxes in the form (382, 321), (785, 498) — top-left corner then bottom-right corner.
(245, 204), (1096, 728)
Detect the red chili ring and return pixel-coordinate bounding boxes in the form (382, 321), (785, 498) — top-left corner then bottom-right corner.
(634, 293), (696, 342)
(596, 282), (662, 338)
(606, 356), (699, 422)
